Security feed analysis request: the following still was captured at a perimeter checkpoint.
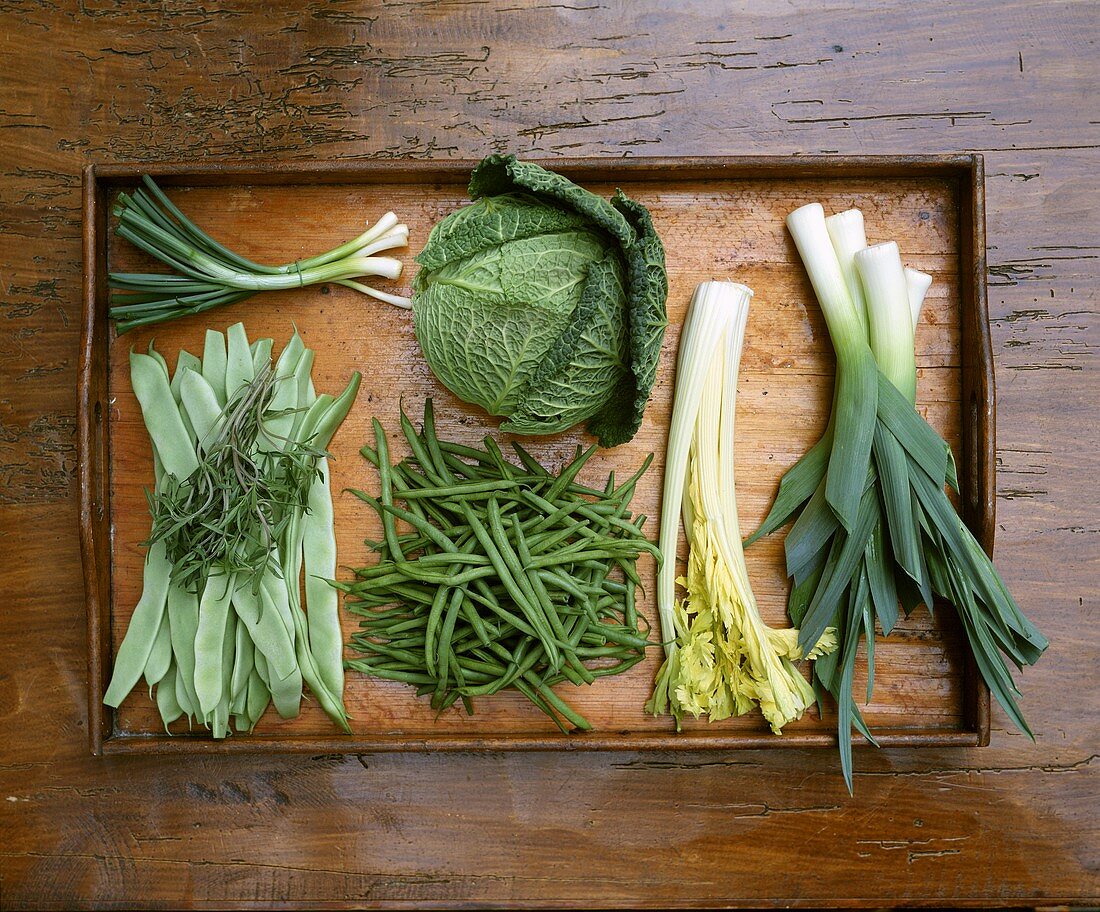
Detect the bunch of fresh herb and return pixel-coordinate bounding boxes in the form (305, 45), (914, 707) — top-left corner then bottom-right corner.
(148, 363), (324, 594)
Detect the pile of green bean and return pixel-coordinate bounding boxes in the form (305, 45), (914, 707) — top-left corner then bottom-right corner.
(103, 324), (359, 737)
(341, 402), (660, 731)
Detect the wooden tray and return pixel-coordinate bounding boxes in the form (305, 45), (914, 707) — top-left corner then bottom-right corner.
(80, 156), (992, 755)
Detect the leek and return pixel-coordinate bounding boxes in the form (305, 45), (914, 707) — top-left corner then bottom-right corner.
(648, 281), (836, 733)
(749, 204), (1048, 791)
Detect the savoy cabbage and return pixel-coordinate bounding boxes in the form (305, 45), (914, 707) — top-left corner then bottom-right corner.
(412, 155), (668, 447)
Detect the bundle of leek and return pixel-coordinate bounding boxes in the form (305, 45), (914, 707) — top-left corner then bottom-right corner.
(748, 204), (1047, 789)
(109, 176), (410, 333)
(647, 281), (837, 733)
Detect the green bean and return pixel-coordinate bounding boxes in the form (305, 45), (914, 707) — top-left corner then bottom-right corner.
(144, 608), (173, 691)
(297, 370), (359, 452)
(225, 321), (254, 402)
(129, 351), (198, 479)
(371, 420), (403, 562)
(423, 584), (451, 677)
(440, 451), (484, 481)
(201, 329), (228, 406)
(435, 587), (467, 681)
(249, 338), (273, 376)
(482, 435), (517, 480)
(464, 502), (559, 668)
(397, 479), (519, 500)
(230, 616), (254, 711)
(399, 408), (446, 486)
(266, 570), (348, 731)
(344, 403), (657, 731)
(303, 456), (344, 699)
(437, 439), (494, 465)
(232, 576), (296, 679)
(180, 368), (224, 451)
(243, 668), (269, 732)
(464, 585), (540, 640)
(103, 540), (173, 708)
(257, 335), (305, 450)
(543, 444), (597, 502)
(193, 572), (236, 716)
(169, 350), (201, 447)
(345, 662), (436, 685)
(509, 441), (550, 477)
(511, 513), (590, 682)
(155, 661), (183, 730)
(420, 399), (455, 483)
(210, 611), (236, 738)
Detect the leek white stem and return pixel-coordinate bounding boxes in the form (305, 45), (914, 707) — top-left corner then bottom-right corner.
(786, 203), (879, 530)
(825, 208), (869, 336)
(787, 204), (864, 345)
(905, 266), (932, 332)
(855, 241), (916, 402)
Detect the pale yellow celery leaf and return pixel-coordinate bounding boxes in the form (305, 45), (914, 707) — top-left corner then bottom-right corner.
(684, 433), (827, 734)
(764, 625), (838, 661)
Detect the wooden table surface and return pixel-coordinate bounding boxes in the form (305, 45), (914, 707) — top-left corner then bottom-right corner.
(1, 1), (1096, 908)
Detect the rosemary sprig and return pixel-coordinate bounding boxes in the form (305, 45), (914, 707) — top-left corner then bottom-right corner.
(147, 364), (325, 593)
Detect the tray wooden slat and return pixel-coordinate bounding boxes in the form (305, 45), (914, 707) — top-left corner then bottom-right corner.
(80, 156), (991, 754)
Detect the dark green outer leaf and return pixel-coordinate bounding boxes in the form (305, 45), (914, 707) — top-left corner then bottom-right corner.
(469, 155), (634, 247)
(865, 516), (899, 635)
(876, 371), (950, 488)
(798, 485), (878, 654)
(824, 345), (878, 531)
(586, 191), (669, 447)
(872, 421), (922, 585)
(744, 429), (831, 546)
(784, 479), (836, 584)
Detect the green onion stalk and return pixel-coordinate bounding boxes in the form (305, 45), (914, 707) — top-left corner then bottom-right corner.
(108, 176), (410, 333)
(747, 203), (1048, 791)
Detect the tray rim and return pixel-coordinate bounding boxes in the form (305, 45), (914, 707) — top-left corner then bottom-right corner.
(80, 154), (993, 756)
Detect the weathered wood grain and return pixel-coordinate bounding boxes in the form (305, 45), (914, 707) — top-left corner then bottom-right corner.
(1, 0), (1097, 907)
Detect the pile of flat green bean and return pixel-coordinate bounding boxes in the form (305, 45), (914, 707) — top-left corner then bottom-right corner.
(103, 324), (359, 737)
(341, 402), (659, 731)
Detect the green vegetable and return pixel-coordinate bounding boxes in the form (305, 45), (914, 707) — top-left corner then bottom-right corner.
(342, 401), (658, 731)
(646, 282), (837, 733)
(411, 155), (668, 447)
(104, 325), (360, 737)
(747, 204), (1048, 790)
(108, 176), (410, 333)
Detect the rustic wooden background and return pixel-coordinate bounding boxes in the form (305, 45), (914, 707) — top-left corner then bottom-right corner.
(1, 0), (1096, 907)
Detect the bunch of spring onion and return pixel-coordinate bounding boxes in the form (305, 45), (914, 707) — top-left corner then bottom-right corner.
(747, 205), (1048, 789)
(647, 281), (838, 733)
(108, 176), (410, 333)
(343, 402), (657, 731)
(103, 324), (360, 737)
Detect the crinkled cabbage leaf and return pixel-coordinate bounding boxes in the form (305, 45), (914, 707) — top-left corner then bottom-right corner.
(412, 155), (668, 447)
